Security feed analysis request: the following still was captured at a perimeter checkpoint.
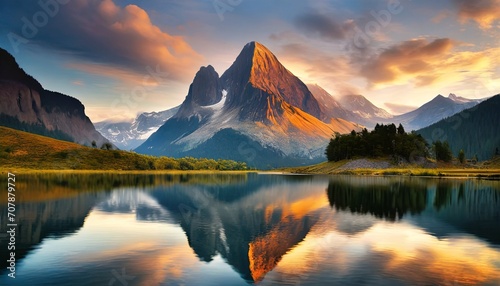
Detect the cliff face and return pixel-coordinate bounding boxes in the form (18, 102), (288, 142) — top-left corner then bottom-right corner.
(0, 48), (110, 147)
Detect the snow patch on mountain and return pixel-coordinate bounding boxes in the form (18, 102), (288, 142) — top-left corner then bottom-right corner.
(138, 127), (161, 140)
(96, 105), (180, 149)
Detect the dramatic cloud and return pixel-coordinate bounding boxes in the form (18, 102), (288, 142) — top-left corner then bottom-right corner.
(355, 37), (500, 90)
(294, 12), (355, 41)
(359, 38), (453, 85)
(6, 0), (203, 83)
(452, 0), (500, 29)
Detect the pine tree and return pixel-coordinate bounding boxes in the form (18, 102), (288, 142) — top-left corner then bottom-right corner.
(397, 124), (405, 135)
(458, 149), (465, 164)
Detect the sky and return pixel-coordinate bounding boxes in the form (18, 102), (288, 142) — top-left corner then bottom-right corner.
(1, 0), (499, 122)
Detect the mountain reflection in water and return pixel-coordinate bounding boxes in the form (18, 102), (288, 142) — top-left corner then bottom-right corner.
(0, 173), (499, 285)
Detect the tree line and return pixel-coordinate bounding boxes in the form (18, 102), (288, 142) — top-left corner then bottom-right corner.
(325, 123), (495, 163)
(325, 123), (428, 162)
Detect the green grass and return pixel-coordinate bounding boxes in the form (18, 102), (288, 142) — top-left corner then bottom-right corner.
(277, 160), (349, 174)
(280, 158), (500, 178)
(0, 126), (250, 171)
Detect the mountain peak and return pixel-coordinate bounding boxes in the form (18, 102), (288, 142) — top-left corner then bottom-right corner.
(0, 48), (43, 92)
(187, 65), (222, 106)
(447, 93), (477, 103)
(174, 65), (223, 119)
(200, 64), (215, 72)
(339, 94), (392, 121)
(228, 41), (280, 79)
(249, 45), (284, 83)
(241, 41), (268, 53)
(428, 94), (450, 104)
(221, 42), (322, 119)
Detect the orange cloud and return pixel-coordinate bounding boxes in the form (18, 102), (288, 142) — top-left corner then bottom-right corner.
(453, 0), (500, 29)
(358, 38), (500, 89)
(360, 38), (453, 84)
(54, 0), (203, 82)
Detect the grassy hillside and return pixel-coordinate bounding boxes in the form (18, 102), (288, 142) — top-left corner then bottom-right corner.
(0, 126), (249, 170)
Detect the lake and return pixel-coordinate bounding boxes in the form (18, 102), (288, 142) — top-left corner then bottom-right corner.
(0, 173), (499, 285)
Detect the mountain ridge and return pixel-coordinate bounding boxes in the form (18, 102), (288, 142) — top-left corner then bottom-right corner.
(95, 105), (180, 150)
(391, 93), (482, 131)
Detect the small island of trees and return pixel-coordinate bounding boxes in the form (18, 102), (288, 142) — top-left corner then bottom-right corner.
(325, 123), (429, 162)
(324, 123), (472, 164)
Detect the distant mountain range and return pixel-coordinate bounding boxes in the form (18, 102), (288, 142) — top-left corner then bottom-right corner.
(0, 48), (110, 147)
(0, 43), (494, 167)
(390, 93), (483, 131)
(417, 94), (500, 161)
(135, 42), (362, 168)
(95, 106), (179, 150)
(307, 84), (393, 127)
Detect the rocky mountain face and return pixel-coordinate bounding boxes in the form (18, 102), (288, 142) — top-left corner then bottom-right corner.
(0, 48), (110, 147)
(174, 65), (222, 119)
(220, 42), (322, 121)
(391, 93), (482, 131)
(135, 42), (361, 168)
(95, 105), (180, 150)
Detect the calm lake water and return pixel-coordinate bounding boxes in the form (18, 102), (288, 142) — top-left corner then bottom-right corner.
(0, 173), (499, 285)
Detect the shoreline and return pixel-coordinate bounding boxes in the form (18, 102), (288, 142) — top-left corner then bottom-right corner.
(0, 169), (258, 175)
(277, 159), (500, 179)
(2, 165), (500, 179)
(285, 169), (500, 179)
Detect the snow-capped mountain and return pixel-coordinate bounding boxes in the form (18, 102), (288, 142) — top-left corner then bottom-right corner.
(306, 84), (354, 122)
(135, 42), (362, 168)
(308, 84), (394, 127)
(447, 93), (481, 104)
(95, 106), (179, 150)
(305, 86), (483, 132)
(391, 93), (482, 131)
(338, 94), (393, 127)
